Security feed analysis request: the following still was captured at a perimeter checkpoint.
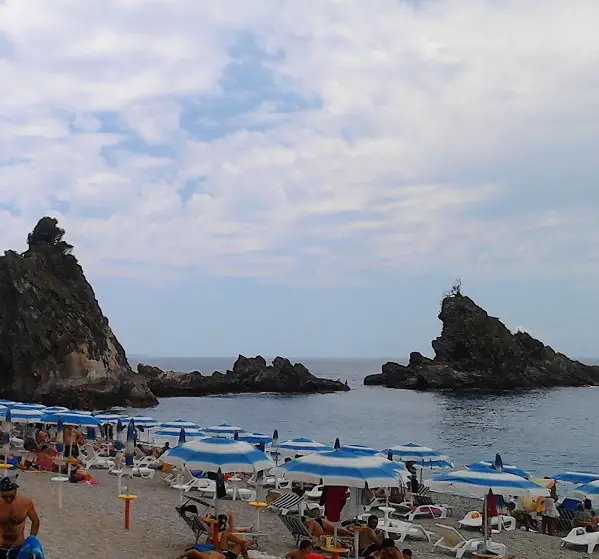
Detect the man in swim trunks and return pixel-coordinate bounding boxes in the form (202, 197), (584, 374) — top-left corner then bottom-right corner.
(358, 515), (383, 557)
(0, 476), (39, 559)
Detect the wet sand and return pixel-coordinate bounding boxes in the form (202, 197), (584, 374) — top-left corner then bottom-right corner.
(14, 469), (582, 558)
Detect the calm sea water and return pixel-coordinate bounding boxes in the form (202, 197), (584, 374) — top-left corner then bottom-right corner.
(128, 356), (599, 477)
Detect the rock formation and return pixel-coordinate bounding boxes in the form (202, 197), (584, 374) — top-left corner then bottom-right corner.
(0, 217), (158, 409)
(139, 355), (351, 397)
(364, 292), (599, 391)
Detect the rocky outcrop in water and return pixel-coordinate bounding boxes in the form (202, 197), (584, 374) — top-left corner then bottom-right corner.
(364, 292), (599, 391)
(139, 355), (351, 397)
(0, 217), (158, 410)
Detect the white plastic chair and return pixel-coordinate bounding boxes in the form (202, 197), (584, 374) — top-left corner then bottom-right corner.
(81, 444), (115, 469)
(432, 523), (505, 558)
(561, 526), (599, 553)
(384, 518), (433, 542)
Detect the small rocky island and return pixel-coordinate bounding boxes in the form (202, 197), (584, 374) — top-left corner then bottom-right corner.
(0, 217), (157, 409)
(138, 355), (350, 397)
(365, 287), (599, 391)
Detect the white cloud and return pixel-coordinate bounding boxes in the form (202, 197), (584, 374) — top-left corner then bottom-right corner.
(1, 0), (599, 282)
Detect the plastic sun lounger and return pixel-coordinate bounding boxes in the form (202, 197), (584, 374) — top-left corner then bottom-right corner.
(268, 492), (304, 513)
(383, 518), (434, 542)
(433, 523), (506, 558)
(176, 502), (210, 545)
(279, 512), (318, 547)
(561, 527), (599, 553)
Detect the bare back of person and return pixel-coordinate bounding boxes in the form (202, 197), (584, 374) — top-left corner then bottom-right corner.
(0, 495), (32, 548)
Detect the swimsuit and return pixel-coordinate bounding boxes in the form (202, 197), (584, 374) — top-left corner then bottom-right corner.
(0, 545), (22, 559)
(223, 551), (237, 559)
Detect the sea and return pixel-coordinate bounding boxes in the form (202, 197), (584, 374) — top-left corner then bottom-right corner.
(127, 356), (599, 477)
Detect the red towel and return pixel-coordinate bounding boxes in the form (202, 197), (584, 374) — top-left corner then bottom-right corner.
(325, 486), (347, 522)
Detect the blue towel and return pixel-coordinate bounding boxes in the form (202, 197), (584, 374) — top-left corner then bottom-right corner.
(17, 536), (45, 558)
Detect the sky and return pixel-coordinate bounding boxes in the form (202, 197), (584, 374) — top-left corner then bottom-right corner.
(1, 0), (599, 358)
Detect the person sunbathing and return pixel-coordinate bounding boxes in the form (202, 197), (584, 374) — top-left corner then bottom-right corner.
(304, 510), (352, 538)
(178, 550), (225, 559)
(217, 510), (257, 559)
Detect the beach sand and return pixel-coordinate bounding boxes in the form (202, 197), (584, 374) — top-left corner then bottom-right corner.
(13, 469), (581, 558)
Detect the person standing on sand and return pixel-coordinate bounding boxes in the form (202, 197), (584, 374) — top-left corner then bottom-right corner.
(0, 477), (39, 559)
(63, 426), (83, 458)
(541, 484), (559, 536)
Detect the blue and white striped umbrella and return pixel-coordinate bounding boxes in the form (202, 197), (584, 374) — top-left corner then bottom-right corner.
(92, 413), (127, 424)
(271, 438), (333, 457)
(56, 417), (64, 457)
(554, 472), (599, 485)
(430, 469), (550, 498)
(203, 423), (248, 438)
(159, 419), (201, 430)
(125, 420), (136, 467)
(238, 433), (272, 445)
(154, 427), (206, 438)
(126, 416), (159, 428)
(468, 461), (530, 479)
(272, 450), (404, 488)
(571, 480), (599, 500)
(7, 403), (46, 410)
(10, 408), (44, 423)
(44, 406), (70, 413)
(386, 443), (447, 462)
(339, 444), (380, 456)
(41, 412), (101, 426)
(115, 419), (125, 451)
(163, 437), (273, 473)
(71, 410), (93, 416)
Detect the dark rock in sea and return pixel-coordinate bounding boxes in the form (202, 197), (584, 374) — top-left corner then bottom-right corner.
(364, 292), (599, 391)
(0, 217), (158, 410)
(139, 355), (351, 397)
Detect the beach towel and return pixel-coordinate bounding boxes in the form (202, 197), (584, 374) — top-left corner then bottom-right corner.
(16, 536), (45, 559)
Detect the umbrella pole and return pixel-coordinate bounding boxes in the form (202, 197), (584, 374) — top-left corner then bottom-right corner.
(483, 492), (488, 550)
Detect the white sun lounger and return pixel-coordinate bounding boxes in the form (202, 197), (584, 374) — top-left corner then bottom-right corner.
(561, 527), (599, 553)
(458, 511), (516, 532)
(433, 523), (506, 558)
(383, 518), (434, 542)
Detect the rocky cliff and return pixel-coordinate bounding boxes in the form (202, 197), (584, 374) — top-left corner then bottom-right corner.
(0, 217), (157, 409)
(139, 355), (351, 397)
(364, 293), (599, 391)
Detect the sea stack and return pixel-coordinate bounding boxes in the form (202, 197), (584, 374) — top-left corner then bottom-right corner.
(0, 217), (158, 409)
(364, 290), (599, 391)
(138, 354), (351, 396)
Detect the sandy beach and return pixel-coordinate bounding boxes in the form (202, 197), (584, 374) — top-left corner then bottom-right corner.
(10, 468), (584, 558)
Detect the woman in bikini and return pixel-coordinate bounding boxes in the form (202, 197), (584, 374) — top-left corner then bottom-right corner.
(217, 510), (257, 559)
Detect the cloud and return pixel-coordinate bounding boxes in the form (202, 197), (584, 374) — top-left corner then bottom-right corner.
(1, 0), (599, 282)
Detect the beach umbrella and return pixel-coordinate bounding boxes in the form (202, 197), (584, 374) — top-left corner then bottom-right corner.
(430, 469), (550, 498)
(385, 442), (447, 462)
(272, 429), (279, 447)
(272, 450), (405, 487)
(271, 437), (333, 457)
(7, 403), (46, 410)
(115, 419), (125, 451)
(159, 419), (201, 430)
(178, 428), (186, 446)
(125, 420), (136, 467)
(126, 416), (159, 428)
(203, 423), (247, 438)
(554, 472), (599, 484)
(153, 427), (205, 438)
(10, 408), (43, 424)
(339, 444), (380, 456)
(41, 412), (101, 426)
(93, 413), (127, 424)
(238, 433), (272, 445)
(570, 480), (599, 500)
(42, 406), (70, 413)
(468, 461), (530, 479)
(163, 437), (273, 473)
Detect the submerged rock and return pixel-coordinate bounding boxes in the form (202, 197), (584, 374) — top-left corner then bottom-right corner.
(364, 292), (599, 391)
(139, 355), (351, 397)
(0, 217), (158, 409)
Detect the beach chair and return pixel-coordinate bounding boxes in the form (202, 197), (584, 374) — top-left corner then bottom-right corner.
(81, 443), (114, 469)
(278, 512), (317, 546)
(432, 523), (505, 558)
(561, 526), (599, 553)
(405, 504), (449, 521)
(556, 507), (576, 533)
(268, 491), (304, 513)
(383, 518), (434, 542)
(176, 501), (210, 545)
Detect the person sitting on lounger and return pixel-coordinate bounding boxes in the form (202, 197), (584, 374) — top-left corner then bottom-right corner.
(358, 515), (383, 557)
(286, 539), (313, 559)
(217, 510), (257, 559)
(304, 510), (352, 539)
